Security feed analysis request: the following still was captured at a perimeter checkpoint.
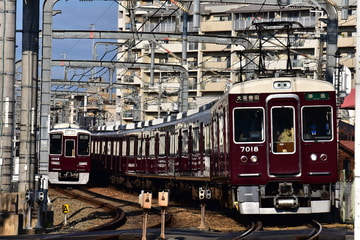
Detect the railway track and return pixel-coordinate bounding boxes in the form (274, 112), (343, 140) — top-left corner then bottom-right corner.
(51, 186), (170, 232)
(230, 217), (323, 240)
(232, 220), (263, 239)
(303, 219), (322, 240)
(52, 186), (126, 231)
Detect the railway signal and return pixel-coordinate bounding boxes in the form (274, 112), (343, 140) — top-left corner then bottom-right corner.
(199, 187), (211, 230)
(62, 204), (69, 226)
(139, 190), (152, 240)
(158, 190), (169, 240)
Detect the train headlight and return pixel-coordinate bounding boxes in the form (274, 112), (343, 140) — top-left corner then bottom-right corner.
(310, 154), (317, 161)
(78, 162), (88, 166)
(320, 154), (328, 161)
(51, 161), (60, 165)
(240, 156), (248, 163)
(250, 155), (258, 163)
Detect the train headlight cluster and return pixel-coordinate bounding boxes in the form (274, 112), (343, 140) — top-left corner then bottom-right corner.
(250, 155), (258, 163)
(240, 156), (248, 163)
(320, 154), (328, 161)
(310, 153), (328, 162)
(240, 155), (258, 163)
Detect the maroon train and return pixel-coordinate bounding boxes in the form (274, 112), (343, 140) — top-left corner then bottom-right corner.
(48, 124), (92, 185)
(92, 77), (339, 214)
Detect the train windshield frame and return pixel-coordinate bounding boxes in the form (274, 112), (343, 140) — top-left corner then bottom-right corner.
(302, 105), (333, 141)
(78, 134), (91, 156)
(271, 106), (295, 154)
(233, 107), (264, 143)
(49, 133), (62, 155)
(65, 140), (75, 157)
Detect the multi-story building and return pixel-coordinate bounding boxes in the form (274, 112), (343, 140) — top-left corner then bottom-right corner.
(114, 1), (355, 124)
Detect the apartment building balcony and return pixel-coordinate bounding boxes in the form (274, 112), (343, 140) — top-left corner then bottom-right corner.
(338, 36), (356, 48)
(202, 43), (231, 52)
(202, 61), (229, 70)
(117, 75), (142, 85)
(143, 82), (180, 93)
(234, 16), (316, 31)
(142, 22), (196, 33)
(200, 80), (229, 92)
(143, 102), (178, 113)
(123, 110), (134, 120)
(200, 20), (232, 32)
(291, 38), (319, 49)
(339, 14), (356, 27)
(341, 57), (355, 69)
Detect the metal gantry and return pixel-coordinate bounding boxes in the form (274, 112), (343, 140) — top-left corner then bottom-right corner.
(0, 0), (342, 233)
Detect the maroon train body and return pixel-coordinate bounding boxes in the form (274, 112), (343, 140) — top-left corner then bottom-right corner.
(48, 124), (92, 185)
(92, 77), (339, 214)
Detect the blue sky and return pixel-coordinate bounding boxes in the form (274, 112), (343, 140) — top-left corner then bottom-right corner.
(16, 0), (118, 81)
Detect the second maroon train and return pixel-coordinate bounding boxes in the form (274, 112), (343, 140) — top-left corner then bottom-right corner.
(50, 77), (340, 215)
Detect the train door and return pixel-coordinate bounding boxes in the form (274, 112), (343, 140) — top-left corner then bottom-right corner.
(267, 95), (300, 176)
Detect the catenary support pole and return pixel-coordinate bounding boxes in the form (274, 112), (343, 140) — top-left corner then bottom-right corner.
(353, 0), (360, 238)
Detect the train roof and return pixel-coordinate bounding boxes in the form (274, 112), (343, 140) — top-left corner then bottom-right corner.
(229, 77), (335, 94)
(50, 127), (91, 135)
(53, 123), (80, 129)
(96, 99), (218, 132)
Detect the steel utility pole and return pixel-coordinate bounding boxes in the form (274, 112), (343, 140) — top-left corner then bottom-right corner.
(353, 0), (360, 238)
(0, 0), (16, 194)
(19, 0), (40, 229)
(0, 0), (18, 235)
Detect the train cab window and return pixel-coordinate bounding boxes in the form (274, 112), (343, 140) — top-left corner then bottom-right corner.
(233, 108), (264, 143)
(272, 107), (295, 153)
(50, 134), (62, 154)
(65, 140), (75, 157)
(78, 134), (90, 156)
(303, 106), (332, 141)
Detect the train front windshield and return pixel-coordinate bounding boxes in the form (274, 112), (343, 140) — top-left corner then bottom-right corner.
(50, 134), (62, 154)
(302, 106), (332, 140)
(78, 134), (90, 156)
(234, 108), (264, 142)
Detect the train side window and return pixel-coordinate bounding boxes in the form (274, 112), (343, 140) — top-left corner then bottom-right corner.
(101, 141), (106, 155)
(138, 138), (142, 156)
(234, 108), (264, 143)
(114, 141), (119, 156)
(108, 141), (112, 156)
(213, 117), (218, 149)
(129, 138), (135, 156)
(149, 136), (155, 156)
(204, 124), (211, 152)
(50, 134), (62, 154)
(122, 140), (127, 157)
(170, 132), (177, 155)
(303, 106), (332, 141)
(65, 140), (75, 157)
(78, 134), (90, 156)
(159, 134), (166, 155)
(142, 137), (146, 156)
(193, 127), (199, 152)
(182, 129), (188, 153)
